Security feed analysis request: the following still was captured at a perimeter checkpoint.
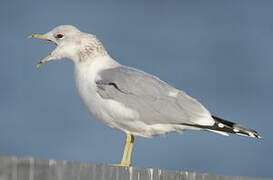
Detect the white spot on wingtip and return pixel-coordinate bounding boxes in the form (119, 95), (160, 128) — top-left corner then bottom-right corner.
(233, 128), (240, 132)
(248, 132), (255, 138)
(218, 123), (224, 128)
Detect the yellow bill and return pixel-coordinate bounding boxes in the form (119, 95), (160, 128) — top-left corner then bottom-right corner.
(36, 55), (53, 68)
(28, 34), (55, 68)
(28, 34), (49, 40)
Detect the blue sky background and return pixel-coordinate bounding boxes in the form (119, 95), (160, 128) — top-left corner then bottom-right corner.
(0, 0), (272, 178)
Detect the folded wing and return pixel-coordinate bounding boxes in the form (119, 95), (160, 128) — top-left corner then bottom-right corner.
(96, 66), (215, 126)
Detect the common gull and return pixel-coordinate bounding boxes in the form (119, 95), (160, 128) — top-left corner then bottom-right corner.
(29, 25), (261, 166)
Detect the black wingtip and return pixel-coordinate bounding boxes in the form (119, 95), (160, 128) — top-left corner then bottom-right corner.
(212, 115), (262, 139)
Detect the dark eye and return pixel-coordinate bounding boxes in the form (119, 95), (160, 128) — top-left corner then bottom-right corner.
(55, 34), (64, 39)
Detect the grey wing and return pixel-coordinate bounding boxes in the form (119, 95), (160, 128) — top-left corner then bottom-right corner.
(96, 66), (214, 126)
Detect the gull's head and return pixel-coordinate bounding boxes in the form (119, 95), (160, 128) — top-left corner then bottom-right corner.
(29, 25), (107, 67)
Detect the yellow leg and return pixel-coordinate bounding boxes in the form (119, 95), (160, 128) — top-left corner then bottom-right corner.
(116, 134), (135, 166)
(125, 135), (134, 165)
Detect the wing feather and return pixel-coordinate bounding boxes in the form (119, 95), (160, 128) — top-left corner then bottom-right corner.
(96, 66), (214, 126)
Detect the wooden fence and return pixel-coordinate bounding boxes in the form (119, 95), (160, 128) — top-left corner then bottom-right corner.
(0, 156), (265, 180)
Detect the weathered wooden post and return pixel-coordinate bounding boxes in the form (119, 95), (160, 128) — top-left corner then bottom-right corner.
(0, 156), (265, 180)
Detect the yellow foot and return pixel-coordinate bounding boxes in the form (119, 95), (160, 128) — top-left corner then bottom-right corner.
(111, 163), (131, 167)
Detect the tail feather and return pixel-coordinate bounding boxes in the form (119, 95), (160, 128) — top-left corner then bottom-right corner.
(211, 115), (262, 139)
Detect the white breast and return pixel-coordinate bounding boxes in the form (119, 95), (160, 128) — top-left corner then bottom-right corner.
(74, 55), (138, 130)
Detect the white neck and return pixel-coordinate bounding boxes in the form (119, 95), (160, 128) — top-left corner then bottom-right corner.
(74, 55), (120, 80)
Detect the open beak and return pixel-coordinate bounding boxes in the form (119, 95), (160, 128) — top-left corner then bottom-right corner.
(28, 34), (55, 68)
(35, 55), (53, 68)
